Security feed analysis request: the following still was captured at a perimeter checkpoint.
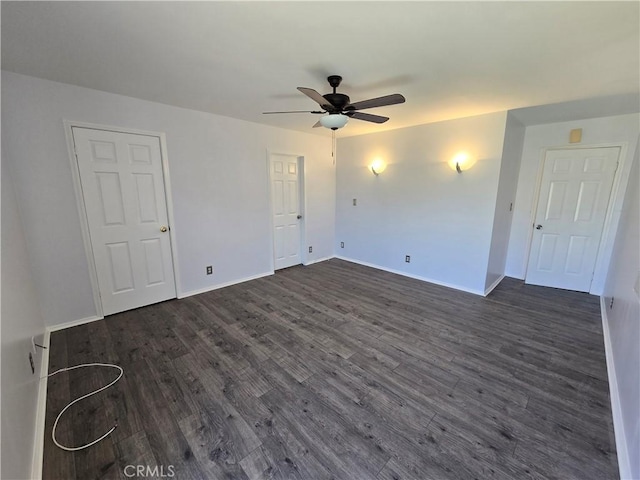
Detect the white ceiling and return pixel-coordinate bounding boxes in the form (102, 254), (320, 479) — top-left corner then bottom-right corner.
(2, 1), (639, 137)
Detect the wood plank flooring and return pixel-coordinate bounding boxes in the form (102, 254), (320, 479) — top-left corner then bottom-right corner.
(43, 259), (618, 479)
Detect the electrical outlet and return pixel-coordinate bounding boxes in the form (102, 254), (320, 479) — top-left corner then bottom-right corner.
(405, 255), (411, 263)
(308, 246), (313, 253)
(610, 297), (615, 309)
(340, 242), (344, 248)
(29, 352), (35, 375)
(352, 198), (357, 206)
(206, 266), (213, 275)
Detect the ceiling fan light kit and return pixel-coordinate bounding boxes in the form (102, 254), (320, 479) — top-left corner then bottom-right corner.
(319, 114), (349, 130)
(263, 75), (406, 130)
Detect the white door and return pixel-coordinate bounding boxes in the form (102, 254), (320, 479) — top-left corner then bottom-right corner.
(526, 147), (619, 292)
(270, 154), (302, 270)
(72, 127), (176, 315)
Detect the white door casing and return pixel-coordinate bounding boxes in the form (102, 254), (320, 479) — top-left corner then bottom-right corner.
(270, 154), (303, 270)
(72, 127), (176, 315)
(526, 147), (619, 292)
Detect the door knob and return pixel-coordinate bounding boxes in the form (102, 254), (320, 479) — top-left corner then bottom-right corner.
(536, 224), (543, 230)
(297, 215), (302, 219)
(160, 225), (168, 232)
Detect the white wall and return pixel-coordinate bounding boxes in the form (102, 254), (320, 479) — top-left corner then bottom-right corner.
(485, 112), (525, 292)
(335, 112), (508, 294)
(1, 71), (335, 327)
(505, 113), (640, 294)
(1, 160), (46, 479)
(602, 140), (639, 480)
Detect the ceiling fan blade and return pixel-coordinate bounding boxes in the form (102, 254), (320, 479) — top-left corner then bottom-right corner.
(347, 112), (389, 124)
(298, 87), (333, 109)
(263, 110), (324, 114)
(312, 121), (322, 128)
(346, 93), (405, 111)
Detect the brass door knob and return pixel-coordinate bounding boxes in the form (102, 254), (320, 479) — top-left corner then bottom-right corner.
(160, 226), (168, 232)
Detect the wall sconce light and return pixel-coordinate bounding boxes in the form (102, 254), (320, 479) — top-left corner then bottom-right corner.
(369, 158), (387, 175)
(451, 152), (472, 174)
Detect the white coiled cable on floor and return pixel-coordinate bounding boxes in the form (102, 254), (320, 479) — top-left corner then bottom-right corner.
(43, 363), (124, 451)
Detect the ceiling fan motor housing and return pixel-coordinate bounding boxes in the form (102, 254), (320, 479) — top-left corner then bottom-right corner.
(323, 93), (350, 111)
(323, 75), (350, 112)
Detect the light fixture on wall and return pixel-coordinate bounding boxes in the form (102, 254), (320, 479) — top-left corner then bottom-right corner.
(319, 113), (349, 130)
(451, 152), (472, 173)
(369, 158), (387, 175)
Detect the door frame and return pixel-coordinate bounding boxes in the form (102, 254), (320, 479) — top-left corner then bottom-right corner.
(63, 120), (181, 318)
(266, 150), (307, 272)
(524, 142), (629, 294)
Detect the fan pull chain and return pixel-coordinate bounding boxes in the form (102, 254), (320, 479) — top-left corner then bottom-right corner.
(332, 130), (336, 165)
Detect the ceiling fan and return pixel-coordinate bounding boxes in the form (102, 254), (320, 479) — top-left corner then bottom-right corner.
(263, 75), (406, 130)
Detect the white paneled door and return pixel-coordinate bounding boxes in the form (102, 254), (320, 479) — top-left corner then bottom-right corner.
(73, 127), (176, 315)
(526, 147), (619, 292)
(270, 154), (303, 270)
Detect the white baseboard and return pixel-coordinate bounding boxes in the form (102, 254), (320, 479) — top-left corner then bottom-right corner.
(600, 297), (631, 480)
(334, 255), (485, 296)
(32, 316), (103, 477)
(48, 315), (103, 333)
(178, 271), (274, 299)
(30, 329), (51, 480)
(484, 274), (505, 296)
(303, 255), (335, 266)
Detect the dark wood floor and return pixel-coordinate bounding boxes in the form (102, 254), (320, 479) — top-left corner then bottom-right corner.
(43, 259), (618, 479)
